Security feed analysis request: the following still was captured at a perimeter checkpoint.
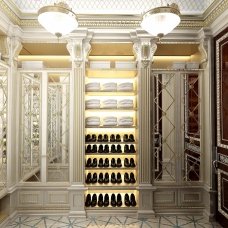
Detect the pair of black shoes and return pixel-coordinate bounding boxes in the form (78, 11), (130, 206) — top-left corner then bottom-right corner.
(98, 173), (110, 184)
(111, 193), (122, 207)
(110, 134), (121, 142)
(124, 145), (136, 153)
(85, 134), (96, 142)
(123, 134), (135, 142)
(97, 134), (109, 142)
(110, 144), (122, 153)
(86, 172), (109, 184)
(111, 172), (122, 184)
(124, 172), (136, 184)
(98, 144), (109, 153)
(85, 145), (97, 153)
(85, 194), (100, 207)
(125, 193), (137, 207)
(111, 158), (122, 167)
(86, 173), (98, 184)
(86, 158), (97, 167)
(98, 158), (109, 167)
(124, 158), (136, 167)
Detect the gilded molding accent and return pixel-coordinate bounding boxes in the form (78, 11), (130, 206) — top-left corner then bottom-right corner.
(198, 39), (208, 64)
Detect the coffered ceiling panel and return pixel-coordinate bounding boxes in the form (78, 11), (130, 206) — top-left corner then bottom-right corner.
(11, 0), (215, 15)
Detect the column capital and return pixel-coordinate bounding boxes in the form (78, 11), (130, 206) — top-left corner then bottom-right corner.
(0, 36), (22, 67)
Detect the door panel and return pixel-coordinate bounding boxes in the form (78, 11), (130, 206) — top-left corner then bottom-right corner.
(215, 26), (228, 227)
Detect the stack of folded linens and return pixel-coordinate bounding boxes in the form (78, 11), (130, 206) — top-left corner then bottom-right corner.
(102, 82), (117, 91)
(117, 82), (133, 91)
(86, 116), (100, 126)
(118, 116), (133, 126)
(85, 99), (100, 109)
(85, 82), (100, 91)
(102, 99), (117, 109)
(103, 116), (117, 126)
(118, 99), (134, 108)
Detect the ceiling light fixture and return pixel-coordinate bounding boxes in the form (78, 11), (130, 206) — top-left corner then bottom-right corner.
(141, 3), (181, 39)
(38, 1), (78, 38)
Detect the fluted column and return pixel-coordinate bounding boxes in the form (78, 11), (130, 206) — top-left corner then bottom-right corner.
(134, 38), (157, 218)
(67, 37), (91, 217)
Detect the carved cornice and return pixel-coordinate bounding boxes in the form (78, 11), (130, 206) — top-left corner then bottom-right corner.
(0, 0), (227, 30)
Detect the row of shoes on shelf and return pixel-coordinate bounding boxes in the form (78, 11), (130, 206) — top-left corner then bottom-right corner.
(86, 99), (134, 109)
(86, 82), (133, 92)
(86, 158), (136, 168)
(85, 193), (137, 207)
(85, 134), (135, 142)
(85, 172), (136, 184)
(86, 116), (134, 126)
(85, 144), (136, 153)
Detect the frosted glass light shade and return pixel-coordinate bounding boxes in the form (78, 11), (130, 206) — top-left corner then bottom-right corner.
(38, 2), (78, 37)
(141, 3), (180, 38)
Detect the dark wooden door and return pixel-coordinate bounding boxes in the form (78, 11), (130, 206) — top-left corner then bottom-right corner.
(215, 26), (228, 227)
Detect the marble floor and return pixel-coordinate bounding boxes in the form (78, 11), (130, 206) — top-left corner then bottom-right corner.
(5, 215), (222, 228)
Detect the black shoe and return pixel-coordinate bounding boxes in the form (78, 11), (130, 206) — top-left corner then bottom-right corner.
(98, 173), (104, 184)
(130, 193), (137, 207)
(130, 145), (136, 153)
(111, 158), (116, 167)
(86, 145), (92, 153)
(103, 134), (108, 142)
(86, 158), (92, 167)
(92, 173), (97, 184)
(104, 194), (109, 207)
(85, 173), (92, 184)
(104, 172), (109, 184)
(124, 173), (130, 183)
(98, 158), (103, 167)
(117, 193), (122, 207)
(124, 158), (130, 167)
(98, 134), (103, 142)
(91, 134), (96, 142)
(124, 194), (130, 207)
(116, 134), (121, 142)
(85, 134), (91, 142)
(98, 145), (103, 153)
(104, 158), (109, 167)
(91, 194), (97, 207)
(130, 158), (136, 167)
(85, 194), (91, 207)
(116, 144), (122, 153)
(104, 145), (109, 153)
(116, 158), (122, 167)
(111, 194), (117, 207)
(110, 134), (115, 142)
(123, 134), (128, 142)
(117, 172), (122, 184)
(124, 145), (130, 153)
(129, 134), (135, 142)
(130, 172), (136, 184)
(92, 158), (97, 167)
(111, 144), (116, 153)
(98, 194), (104, 207)
(111, 172), (117, 184)
(92, 145), (97, 153)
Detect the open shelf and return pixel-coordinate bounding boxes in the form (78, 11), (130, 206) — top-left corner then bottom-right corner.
(85, 91), (137, 96)
(85, 108), (137, 111)
(86, 126), (136, 128)
(86, 69), (137, 78)
(85, 142), (137, 145)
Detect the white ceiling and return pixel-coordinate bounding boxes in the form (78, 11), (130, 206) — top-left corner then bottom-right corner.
(11, 0), (215, 15)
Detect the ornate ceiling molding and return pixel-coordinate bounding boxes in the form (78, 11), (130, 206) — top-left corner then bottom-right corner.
(0, 0), (227, 31)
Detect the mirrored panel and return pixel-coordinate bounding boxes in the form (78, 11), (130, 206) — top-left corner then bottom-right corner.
(47, 73), (70, 182)
(0, 64), (7, 190)
(20, 73), (41, 182)
(153, 73), (176, 182)
(183, 73), (200, 181)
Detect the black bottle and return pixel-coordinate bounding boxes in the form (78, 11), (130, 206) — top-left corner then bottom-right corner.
(85, 194), (92, 207)
(104, 193), (109, 207)
(98, 194), (104, 207)
(117, 193), (122, 207)
(91, 194), (97, 207)
(111, 193), (117, 207)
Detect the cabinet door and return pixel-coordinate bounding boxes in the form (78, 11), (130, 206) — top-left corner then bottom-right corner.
(215, 26), (228, 227)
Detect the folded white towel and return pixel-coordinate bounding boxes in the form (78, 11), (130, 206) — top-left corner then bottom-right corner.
(102, 82), (117, 91)
(102, 99), (117, 108)
(86, 121), (100, 126)
(85, 82), (100, 91)
(118, 117), (133, 126)
(86, 116), (100, 122)
(103, 122), (117, 126)
(118, 99), (134, 108)
(103, 116), (117, 122)
(117, 82), (133, 91)
(86, 99), (100, 105)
